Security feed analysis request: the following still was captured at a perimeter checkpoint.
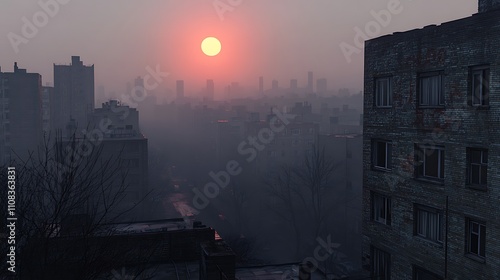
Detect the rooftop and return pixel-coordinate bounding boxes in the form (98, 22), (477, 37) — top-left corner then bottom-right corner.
(97, 218), (206, 236)
(368, 8), (500, 44)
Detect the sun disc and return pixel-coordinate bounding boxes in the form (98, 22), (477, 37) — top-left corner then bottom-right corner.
(201, 37), (221, 57)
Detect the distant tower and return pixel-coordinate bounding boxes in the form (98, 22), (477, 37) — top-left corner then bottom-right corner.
(133, 76), (145, 101)
(134, 76), (144, 88)
(307, 71), (314, 93)
(259, 76), (264, 94)
(290, 79), (298, 91)
(176, 80), (184, 99)
(231, 82), (239, 94)
(206, 79), (215, 100)
(316, 78), (327, 95)
(0, 63), (43, 163)
(272, 80), (279, 90)
(53, 56), (94, 132)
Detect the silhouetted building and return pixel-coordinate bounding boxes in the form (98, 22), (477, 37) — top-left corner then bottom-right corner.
(259, 76), (264, 95)
(290, 102), (312, 116)
(206, 79), (214, 101)
(24, 218), (224, 279)
(363, 1), (500, 279)
(90, 100), (148, 219)
(134, 76), (144, 90)
(316, 78), (327, 95)
(176, 80), (184, 100)
(307, 71), (314, 93)
(319, 134), (363, 269)
(248, 112), (318, 174)
(272, 79), (278, 90)
(53, 56), (94, 134)
(290, 79), (298, 91)
(0, 63), (43, 163)
(41, 86), (53, 135)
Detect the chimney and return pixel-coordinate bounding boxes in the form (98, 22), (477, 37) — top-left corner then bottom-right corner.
(71, 56), (82, 66)
(200, 240), (235, 280)
(14, 62), (18, 73)
(479, 0), (500, 12)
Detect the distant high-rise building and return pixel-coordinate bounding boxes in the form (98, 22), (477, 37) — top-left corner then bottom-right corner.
(134, 76), (144, 88)
(90, 100), (148, 219)
(42, 86), (53, 134)
(230, 82), (239, 94)
(272, 80), (279, 90)
(176, 80), (184, 99)
(53, 56), (94, 134)
(206, 79), (214, 100)
(97, 85), (105, 98)
(307, 71), (314, 93)
(259, 76), (264, 94)
(316, 78), (327, 95)
(0, 63), (43, 163)
(290, 79), (298, 91)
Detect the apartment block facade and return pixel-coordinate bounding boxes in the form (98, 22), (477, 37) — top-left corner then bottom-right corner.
(0, 63), (43, 163)
(362, 1), (500, 279)
(53, 56), (94, 133)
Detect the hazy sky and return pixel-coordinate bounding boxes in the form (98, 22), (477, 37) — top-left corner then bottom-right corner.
(0, 0), (477, 99)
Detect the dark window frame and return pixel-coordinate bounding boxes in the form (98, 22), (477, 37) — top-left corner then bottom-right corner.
(415, 144), (445, 182)
(466, 148), (488, 189)
(414, 204), (443, 244)
(418, 71), (445, 107)
(465, 218), (486, 261)
(371, 192), (392, 226)
(374, 77), (393, 108)
(468, 65), (490, 107)
(413, 265), (443, 280)
(371, 246), (391, 280)
(372, 139), (392, 171)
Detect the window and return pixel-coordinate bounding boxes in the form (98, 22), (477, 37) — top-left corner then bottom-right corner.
(415, 145), (444, 181)
(470, 66), (489, 106)
(373, 140), (392, 170)
(371, 246), (390, 280)
(375, 77), (392, 107)
(413, 266), (443, 280)
(372, 192), (391, 225)
(126, 125), (133, 130)
(466, 148), (488, 187)
(414, 205), (443, 243)
(291, 128), (300, 135)
(419, 72), (444, 107)
(466, 219), (486, 259)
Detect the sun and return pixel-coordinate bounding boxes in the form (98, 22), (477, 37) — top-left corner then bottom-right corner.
(201, 37), (221, 57)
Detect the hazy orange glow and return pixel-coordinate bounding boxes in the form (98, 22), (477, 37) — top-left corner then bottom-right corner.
(157, 11), (261, 98)
(201, 37), (221, 57)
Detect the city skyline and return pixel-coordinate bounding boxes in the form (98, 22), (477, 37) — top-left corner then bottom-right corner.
(0, 1), (477, 98)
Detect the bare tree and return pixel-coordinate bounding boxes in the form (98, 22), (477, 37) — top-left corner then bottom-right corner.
(0, 133), (154, 280)
(265, 145), (339, 258)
